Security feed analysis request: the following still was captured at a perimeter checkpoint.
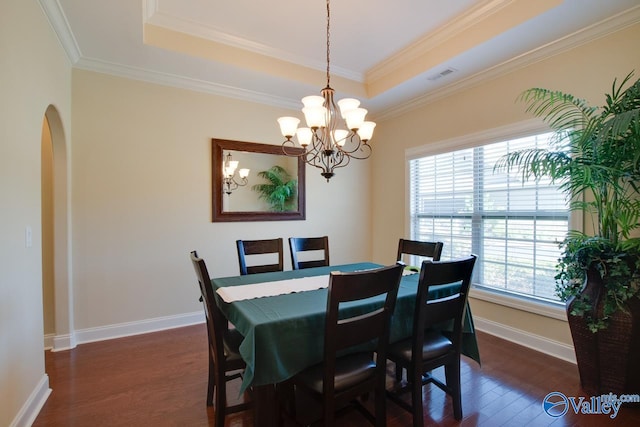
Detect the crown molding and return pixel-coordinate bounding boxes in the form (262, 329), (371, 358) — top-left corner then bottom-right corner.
(376, 5), (640, 121)
(38, 0), (81, 64)
(74, 56), (300, 109)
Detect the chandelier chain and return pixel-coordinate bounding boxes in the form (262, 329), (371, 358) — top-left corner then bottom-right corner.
(326, 0), (331, 88)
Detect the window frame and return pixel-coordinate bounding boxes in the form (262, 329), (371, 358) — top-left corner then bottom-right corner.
(405, 119), (581, 319)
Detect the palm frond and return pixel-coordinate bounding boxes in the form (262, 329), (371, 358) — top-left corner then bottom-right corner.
(251, 165), (297, 212)
(517, 88), (596, 132)
(494, 148), (571, 183)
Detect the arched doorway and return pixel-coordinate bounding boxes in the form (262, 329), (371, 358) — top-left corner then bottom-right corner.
(41, 105), (75, 351)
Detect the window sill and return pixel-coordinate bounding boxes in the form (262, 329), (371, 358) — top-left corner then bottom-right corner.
(469, 287), (568, 321)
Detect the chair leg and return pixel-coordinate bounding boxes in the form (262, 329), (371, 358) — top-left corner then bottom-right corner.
(276, 380), (296, 426)
(375, 385), (387, 427)
(411, 368), (424, 427)
(207, 353), (215, 406)
(215, 373), (226, 427)
(395, 363), (403, 382)
(323, 396), (336, 427)
(445, 362), (462, 420)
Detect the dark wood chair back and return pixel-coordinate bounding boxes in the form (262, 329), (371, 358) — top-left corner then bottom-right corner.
(236, 238), (284, 275)
(285, 263), (404, 426)
(288, 236), (330, 270)
(387, 254), (477, 424)
(397, 238), (443, 264)
(190, 251), (250, 426)
(414, 255), (476, 351)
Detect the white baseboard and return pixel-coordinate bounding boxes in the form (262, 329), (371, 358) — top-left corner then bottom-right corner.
(51, 333), (77, 352)
(44, 333), (76, 352)
(474, 315), (577, 364)
(43, 333), (54, 351)
(74, 311), (205, 345)
(9, 374), (51, 427)
(51, 311), (573, 365)
(47, 313), (203, 350)
(48, 311), (572, 366)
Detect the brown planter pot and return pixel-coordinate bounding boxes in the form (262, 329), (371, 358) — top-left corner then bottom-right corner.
(567, 267), (640, 396)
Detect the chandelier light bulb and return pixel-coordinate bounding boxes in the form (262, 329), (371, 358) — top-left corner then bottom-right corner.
(277, 116), (300, 138)
(224, 160), (239, 177)
(333, 129), (349, 146)
(357, 121), (376, 141)
(296, 127), (313, 146)
(337, 98), (360, 118)
(301, 95), (325, 108)
(302, 106), (327, 128)
(344, 108), (367, 130)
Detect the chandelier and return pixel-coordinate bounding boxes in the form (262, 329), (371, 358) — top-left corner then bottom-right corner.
(277, 0), (375, 182)
(222, 152), (249, 195)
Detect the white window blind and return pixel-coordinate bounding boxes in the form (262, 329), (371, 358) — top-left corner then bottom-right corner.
(409, 132), (568, 302)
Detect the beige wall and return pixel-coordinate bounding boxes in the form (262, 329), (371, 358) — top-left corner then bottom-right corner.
(70, 69), (372, 330)
(370, 23), (640, 347)
(0, 1), (72, 425)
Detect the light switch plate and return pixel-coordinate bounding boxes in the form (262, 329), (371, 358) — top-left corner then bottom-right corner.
(25, 226), (32, 248)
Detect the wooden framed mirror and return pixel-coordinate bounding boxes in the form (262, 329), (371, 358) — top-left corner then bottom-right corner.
(212, 138), (306, 222)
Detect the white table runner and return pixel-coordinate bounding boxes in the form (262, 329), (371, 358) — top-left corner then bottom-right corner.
(216, 275), (330, 303)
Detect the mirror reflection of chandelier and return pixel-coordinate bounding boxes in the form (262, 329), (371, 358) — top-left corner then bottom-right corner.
(222, 152), (249, 195)
(277, 0), (375, 182)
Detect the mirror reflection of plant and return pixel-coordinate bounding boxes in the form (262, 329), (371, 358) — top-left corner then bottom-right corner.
(251, 165), (298, 212)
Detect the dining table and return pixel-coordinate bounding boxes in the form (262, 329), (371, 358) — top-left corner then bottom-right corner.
(211, 262), (480, 426)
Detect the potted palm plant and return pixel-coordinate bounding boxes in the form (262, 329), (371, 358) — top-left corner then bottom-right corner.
(496, 72), (640, 395)
(252, 165), (298, 212)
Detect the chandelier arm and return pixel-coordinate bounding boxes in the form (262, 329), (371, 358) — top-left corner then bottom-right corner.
(283, 135), (327, 168)
(307, 154), (323, 168)
(329, 150), (350, 171)
(334, 133), (362, 155)
(282, 140), (325, 169)
(305, 150), (323, 166)
(282, 140), (308, 157)
(312, 127), (327, 153)
(335, 140), (373, 159)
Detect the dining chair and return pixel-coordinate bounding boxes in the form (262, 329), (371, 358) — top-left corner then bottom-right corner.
(397, 238), (444, 265)
(281, 263), (404, 426)
(394, 239), (445, 381)
(386, 255), (477, 425)
(236, 238), (284, 275)
(190, 251), (251, 427)
(288, 236), (330, 270)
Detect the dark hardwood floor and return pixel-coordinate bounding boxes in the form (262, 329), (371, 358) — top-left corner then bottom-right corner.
(33, 324), (640, 426)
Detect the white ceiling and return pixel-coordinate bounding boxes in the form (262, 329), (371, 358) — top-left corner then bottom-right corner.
(42, 0), (640, 119)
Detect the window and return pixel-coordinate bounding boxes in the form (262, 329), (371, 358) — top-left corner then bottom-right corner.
(408, 132), (569, 303)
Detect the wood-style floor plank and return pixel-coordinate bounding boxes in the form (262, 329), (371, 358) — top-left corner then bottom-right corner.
(33, 324), (640, 426)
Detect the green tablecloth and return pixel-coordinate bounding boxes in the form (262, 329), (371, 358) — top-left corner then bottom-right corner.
(212, 262), (480, 392)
